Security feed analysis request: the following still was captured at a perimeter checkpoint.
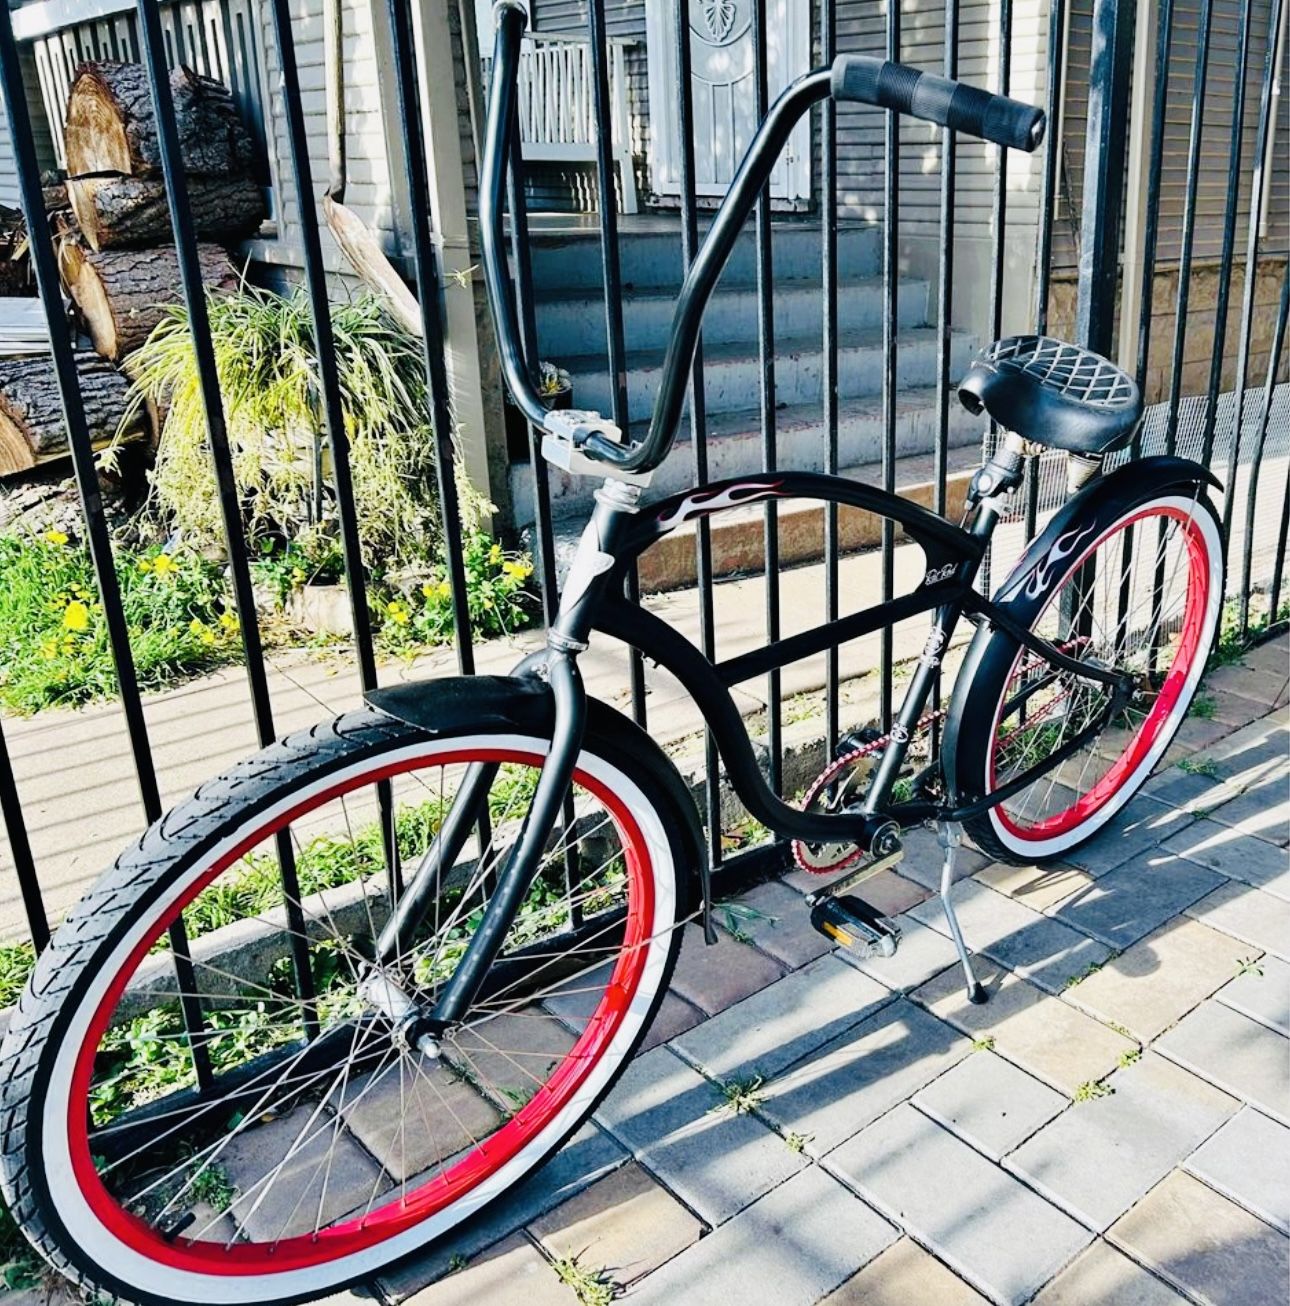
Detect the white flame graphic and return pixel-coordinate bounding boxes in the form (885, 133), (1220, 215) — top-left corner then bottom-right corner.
(1023, 520), (1097, 600)
(656, 482), (784, 532)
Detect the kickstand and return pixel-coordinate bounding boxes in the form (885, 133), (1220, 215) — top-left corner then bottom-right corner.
(936, 822), (987, 1005)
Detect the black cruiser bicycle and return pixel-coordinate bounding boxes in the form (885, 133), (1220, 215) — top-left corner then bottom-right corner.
(0, 4), (1224, 1302)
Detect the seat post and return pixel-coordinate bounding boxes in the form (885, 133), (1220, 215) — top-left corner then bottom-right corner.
(966, 430), (1030, 508)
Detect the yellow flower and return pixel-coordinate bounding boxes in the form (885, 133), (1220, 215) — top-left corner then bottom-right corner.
(199, 629), (217, 647)
(189, 618), (208, 636)
(62, 601), (90, 632)
(39, 638), (58, 660)
(44, 530), (68, 546)
(502, 560), (532, 581)
(137, 558), (153, 574)
(218, 611), (240, 632)
(151, 554), (178, 578)
(385, 600), (410, 626)
(488, 544), (503, 564)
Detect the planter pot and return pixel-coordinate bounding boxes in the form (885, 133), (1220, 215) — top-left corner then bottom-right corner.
(285, 582), (353, 638)
(505, 382), (572, 462)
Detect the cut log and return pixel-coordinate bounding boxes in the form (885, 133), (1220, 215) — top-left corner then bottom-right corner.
(0, 353), (145, 476)
(66, 175), (265, 252)
(62, 242), (238, 360)
(65, 62), (256, 179)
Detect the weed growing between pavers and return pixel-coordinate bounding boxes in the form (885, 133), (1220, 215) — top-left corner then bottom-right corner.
(710, 1075), (767, 1117)
(1072, 1079), (1114, 1103)
(552, 1254), (619, 1306)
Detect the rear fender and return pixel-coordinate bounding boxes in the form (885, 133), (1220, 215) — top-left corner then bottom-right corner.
(942, 456), (1221, 802)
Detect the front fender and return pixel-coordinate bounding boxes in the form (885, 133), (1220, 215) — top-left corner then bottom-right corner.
(365, 673), (711, 928)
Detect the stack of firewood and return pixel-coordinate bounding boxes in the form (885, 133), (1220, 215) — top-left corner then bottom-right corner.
(0, 62), (262, 479)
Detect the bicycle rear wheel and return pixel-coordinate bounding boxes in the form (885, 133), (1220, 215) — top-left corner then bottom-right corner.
(949, 486), (1224, 864)
(0, 705), (692, 1305)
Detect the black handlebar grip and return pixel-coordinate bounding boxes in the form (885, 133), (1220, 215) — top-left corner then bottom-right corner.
(830, 55), (1045, 153)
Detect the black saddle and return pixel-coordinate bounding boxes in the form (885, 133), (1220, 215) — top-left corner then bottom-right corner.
(958, 335), (1142, 455)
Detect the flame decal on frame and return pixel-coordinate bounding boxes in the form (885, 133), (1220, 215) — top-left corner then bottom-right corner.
(1022, 520), (1098, 600)
(655, 481), (787, 532)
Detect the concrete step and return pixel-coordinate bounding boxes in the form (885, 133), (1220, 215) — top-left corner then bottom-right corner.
(558, 325), (980, 423)
(510, 386), (987, 530)
(526, 222), (881, 293)
(526, 444), (986, 594)
(536, 274), (931, 360)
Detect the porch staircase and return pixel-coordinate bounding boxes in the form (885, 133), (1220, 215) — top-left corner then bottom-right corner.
(510, 221), (987, 583)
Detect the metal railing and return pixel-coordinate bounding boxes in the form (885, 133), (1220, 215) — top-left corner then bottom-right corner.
(0, 0), (1285, 996)
(481, 30), (639, 212)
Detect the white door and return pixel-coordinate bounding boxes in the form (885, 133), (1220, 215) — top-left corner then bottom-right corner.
(645, 0), (811, 203)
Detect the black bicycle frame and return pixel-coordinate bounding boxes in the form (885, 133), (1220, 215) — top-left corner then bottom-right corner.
(413, 1), (1058, 1024)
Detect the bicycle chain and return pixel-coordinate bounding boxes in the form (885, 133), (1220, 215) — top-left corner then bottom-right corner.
(792, 707), (946, 875)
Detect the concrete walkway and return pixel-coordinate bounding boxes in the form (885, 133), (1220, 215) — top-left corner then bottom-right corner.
(8, 635), (1287, 1305)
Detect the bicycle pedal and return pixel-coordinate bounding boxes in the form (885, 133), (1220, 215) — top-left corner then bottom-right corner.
(810, 895), (900, 960)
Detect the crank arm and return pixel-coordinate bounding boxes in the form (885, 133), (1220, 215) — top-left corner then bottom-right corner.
(804, 846), (905, 906)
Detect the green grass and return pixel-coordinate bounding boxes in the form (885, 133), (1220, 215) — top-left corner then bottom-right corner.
(1176, 756), (1220, 779)
(1117, 1047), (1142, 1069)
(1063, 962), (1104, 990)
(0, 531), (242, 714)
(552, 1255), (618, 1306)
(0, 943), (36, 1009)
(1072, 1079), (1114, 1103)
(710, 1074), (766, 1117)
(0, 523), (537, 715)
(1189, 694), (1217, 720)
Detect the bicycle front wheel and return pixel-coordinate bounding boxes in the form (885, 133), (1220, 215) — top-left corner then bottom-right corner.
(0, 705), (691, 1305)
(949, 485), (1225, 864)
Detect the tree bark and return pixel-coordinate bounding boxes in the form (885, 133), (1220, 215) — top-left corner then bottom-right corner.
(65, 62), (257, 179)
(66, 175), (265, 251)
(62, 242), (238, 360)
(0, 353), (145, 476)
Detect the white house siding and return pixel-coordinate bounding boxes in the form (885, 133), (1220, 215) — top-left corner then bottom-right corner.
(0, 43), (57, 207)
(1058, 0), (1289, 273)
(248, 0), (410, 290)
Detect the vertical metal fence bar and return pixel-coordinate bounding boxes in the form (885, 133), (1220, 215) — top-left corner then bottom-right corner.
(673, 0), (724, 870)
(385, 0), (475, 677)
(1118, 0), (1175, 644)
(823, 0), (840, 756)
(0, 9), (202, 1042)
(1269, 460), (1290, 625)
(1027, 0), (1066, 543)
(135, 0), (317, 1041)
(1197, 0), (1254, 467)
(587, 0), (646, 731)
(753, 0), (782, 792)
(0, 723), (47, 953)
(978, 0), (1012, 597)
(879, 0), (900, 730)
(1239, 264), (1290, 634)
(1162, 0), (1214, 460)
(264, 0), (399, 896)
(931, 0), (958, 755)
(1223, 0), (1286, 536)
(1076, 0), (1136, 356)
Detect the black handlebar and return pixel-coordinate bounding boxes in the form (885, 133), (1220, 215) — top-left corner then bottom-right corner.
(830, 55), (1046, 153)
(478, 3), (1047, 479)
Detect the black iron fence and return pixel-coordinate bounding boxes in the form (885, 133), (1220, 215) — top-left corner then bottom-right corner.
(0, 0), (1285, 992)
